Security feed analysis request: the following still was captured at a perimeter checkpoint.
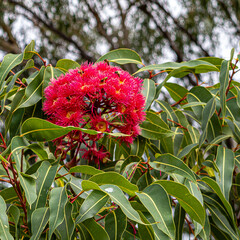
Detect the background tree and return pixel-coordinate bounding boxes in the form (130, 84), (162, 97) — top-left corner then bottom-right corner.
(0, 0), (239, 80)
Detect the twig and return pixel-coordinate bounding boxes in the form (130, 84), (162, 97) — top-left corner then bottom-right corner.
(167, 119), (188, 131)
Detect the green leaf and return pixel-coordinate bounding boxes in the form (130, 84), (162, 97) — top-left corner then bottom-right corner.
(19, 172), (37, 205)
(174, 203), (185, 240)
(9, 108), (25, 139)
(199, 98), (216, 147)
(204, 135), (232, 153)
(142, 79), (156, 110)
(76, 223), (92, 239)
(23, 40), (35, 59)
(30, 207), (50, 240)
(143, 213), (170, 240)
(69, 177), (90, 199)
(81, 180), (102, 192)
(0, 53), (24, 90)
(150, 153), (196, 182)
(210, 217), (232, 240)
(207, 204), (238, 240)
(136, 184), (175, 239)
(11, 136), (48, 171)
(215, 146), (235, 201)
(197, 57), (224, 70)
(136, 170), (153, 191)
(31, 161), (58, 211)
(184, 179), (204, 237)
(6, 59), (34, 93)
(69, 165), (103, 175)
(226, 119), (240, 142)
(230, 48), (235, 62)
(200, 177), (235, 222)
(82, 218), (110, 240)
(11, 136), (28, 171)
(224, 91), (240, 121)
(76, 190), (109, 224)
(7, 205), (20, 240)
(100, 184), (145, 224)
(202, 191), (230, 220)
(28, 143), (48, 160)
(164, 83), (188, 103)
(89, 172), (138, 196)
(48, 187), (68, 239)
(202, 160), (220, 174)
(236, 173), (240, 197)
(56, 202), (75, 240)
(140, 117), (175, 140)
(207, 111), (222, 144)
(120, 155), (141, 173)
(97, 48), (143, 65)
(105, 208), (127, 240)
(21, 117), (98, 141)
(177, 143), (198, 159)
(0, 187), (18, 203)
(18, 67), (45, 108)
(199, 215), (211, 240)
(181, 101), (206, 109)
(138, 212), (155, 240)
(4, 89), (25, 135)
(187, 86), (212, 121)
(155, 180), (205, 225)
(134, 60), (219, 75)
(155, 100), (178, 125)
(21, 117), (123, 141)
(234, 84), (240, 109)
(56, 59), (80, 72)
(0, 195), (14, 240)
(130, 136), (146, 157)
(185, 179), (203, 204)
(219, 60), (230, 120)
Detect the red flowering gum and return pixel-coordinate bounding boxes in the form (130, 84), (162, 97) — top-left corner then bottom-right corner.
(43, 61), (145, 165)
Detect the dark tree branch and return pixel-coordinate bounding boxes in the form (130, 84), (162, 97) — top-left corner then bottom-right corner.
(0, 37), (21, 54)
(150, 0), (210, 57)
(0, 18), (21, 54)
(138, 3), (184, 62)
(217, 0), (240, 34)
(83, 0), (116, 49)
(115, 0), (130, 48)
(7, 0), (95, 62)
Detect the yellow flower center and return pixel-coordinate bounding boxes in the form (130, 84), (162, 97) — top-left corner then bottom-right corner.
(119, 79), (125, 85)
(96, 121), (107, 132)
(121, 105), (126, 113)
(66, 111), (74, 119)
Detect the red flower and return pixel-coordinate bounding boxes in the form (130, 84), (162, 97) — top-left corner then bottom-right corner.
(43, 61), (145, 164)
(82, 147), (109, 166)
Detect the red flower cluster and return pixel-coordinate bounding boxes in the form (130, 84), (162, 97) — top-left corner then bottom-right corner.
(43, 61), (145, 165)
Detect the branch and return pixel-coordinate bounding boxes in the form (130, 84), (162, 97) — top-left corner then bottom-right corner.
(83, 0), (116, 49)
(115, 0), (130, 48)
(137, 3), (184, 62)
(217, 0), (240, 34)
(0, 37), (21, 54)
(0, 18), (20, 54)
(0, 19), (18, 45)
(7, 0), (95, 62)
(150, 0), (210, 56)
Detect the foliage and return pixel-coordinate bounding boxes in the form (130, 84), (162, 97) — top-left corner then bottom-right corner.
(1, 41), (240, 239)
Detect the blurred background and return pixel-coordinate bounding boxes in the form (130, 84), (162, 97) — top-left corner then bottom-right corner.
(0, 0), (240, 87)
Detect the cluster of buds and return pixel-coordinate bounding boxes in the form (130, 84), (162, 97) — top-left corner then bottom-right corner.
(43, 61), (145, 166)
